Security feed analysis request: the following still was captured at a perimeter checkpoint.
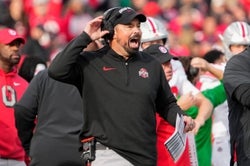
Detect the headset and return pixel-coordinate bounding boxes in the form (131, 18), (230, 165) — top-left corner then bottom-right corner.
(101, 7), (133, 42)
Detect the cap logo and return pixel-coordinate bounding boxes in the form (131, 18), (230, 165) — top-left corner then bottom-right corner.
(8, 29), (17, 36)
(119, 7), (133, 14)
(158, 46), (167, 53)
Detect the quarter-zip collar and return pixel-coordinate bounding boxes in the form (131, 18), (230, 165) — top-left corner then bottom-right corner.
(107, 46), (139, 62)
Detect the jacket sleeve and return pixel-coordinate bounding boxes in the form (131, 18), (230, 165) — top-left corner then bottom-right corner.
(156, 69), (185, 126)
(14, 71), (43, 155)
(233, 83), (250, 108)
(14, 105), (36, 155)
(202, 82), (227, 108)
(48, 32), (92, 85)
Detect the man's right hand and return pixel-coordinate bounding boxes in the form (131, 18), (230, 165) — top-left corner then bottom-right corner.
(84, 16), (110, 41)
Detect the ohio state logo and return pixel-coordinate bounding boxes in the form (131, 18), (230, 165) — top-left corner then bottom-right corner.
(159, 46), (168, 53)
(138, 68), (149, 78)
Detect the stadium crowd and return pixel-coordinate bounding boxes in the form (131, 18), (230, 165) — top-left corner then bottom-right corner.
(1, 0), (250, 165)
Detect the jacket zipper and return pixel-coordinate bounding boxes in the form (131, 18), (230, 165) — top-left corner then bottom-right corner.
(125, 62), (129, 86)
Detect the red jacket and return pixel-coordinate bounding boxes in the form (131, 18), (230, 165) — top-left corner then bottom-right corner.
(0, 68), (28, 161)
(156, 113), (191, 166)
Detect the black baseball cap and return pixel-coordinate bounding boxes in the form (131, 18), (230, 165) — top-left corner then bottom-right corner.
(106, 7), (146, 27)
(143, 44), (173, 63)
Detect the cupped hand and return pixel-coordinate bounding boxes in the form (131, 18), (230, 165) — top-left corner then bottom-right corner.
(84, 16), (110, 41)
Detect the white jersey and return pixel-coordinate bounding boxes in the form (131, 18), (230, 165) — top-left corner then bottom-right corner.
(198, 63), (230, 166)
(169, 59), (199, 165)
(169, 59), (199, 97)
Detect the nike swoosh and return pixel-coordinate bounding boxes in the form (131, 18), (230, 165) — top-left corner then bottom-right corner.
(103, 66), (116, 71)
(13, 82), (20, 86)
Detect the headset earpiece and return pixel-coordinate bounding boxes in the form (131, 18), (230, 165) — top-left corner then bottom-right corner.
(101, 7), (123, 42)
(101, 16), (114, 41)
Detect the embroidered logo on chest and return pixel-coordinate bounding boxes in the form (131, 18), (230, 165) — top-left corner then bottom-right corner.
(102, 66), (116, 71)
(138, 68), (149, 78)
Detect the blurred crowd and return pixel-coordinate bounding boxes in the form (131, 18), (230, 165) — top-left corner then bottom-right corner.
(1, 0), (250, 63)
(1, 0), (250, 165)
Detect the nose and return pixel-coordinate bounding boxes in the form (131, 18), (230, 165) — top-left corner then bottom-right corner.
(133, 27), (142, 36)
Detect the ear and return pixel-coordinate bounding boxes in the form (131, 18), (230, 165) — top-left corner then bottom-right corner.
(141, 42), (146, 50)
(112, 27), (117, 39)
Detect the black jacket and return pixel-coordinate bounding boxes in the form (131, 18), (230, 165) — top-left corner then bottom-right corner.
(224, 47), (250, 166)
(14, 70), (83, 166)
(48, 32), (184, 166)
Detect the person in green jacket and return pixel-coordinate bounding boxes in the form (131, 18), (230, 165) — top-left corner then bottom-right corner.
(186, 82), (226, 166)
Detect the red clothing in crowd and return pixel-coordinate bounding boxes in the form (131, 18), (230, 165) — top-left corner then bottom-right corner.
(0, 68), (28, 161)
(156, 113), (191, 166)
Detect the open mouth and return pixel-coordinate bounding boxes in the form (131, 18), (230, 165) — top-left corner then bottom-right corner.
(129, 37), (140, 49)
